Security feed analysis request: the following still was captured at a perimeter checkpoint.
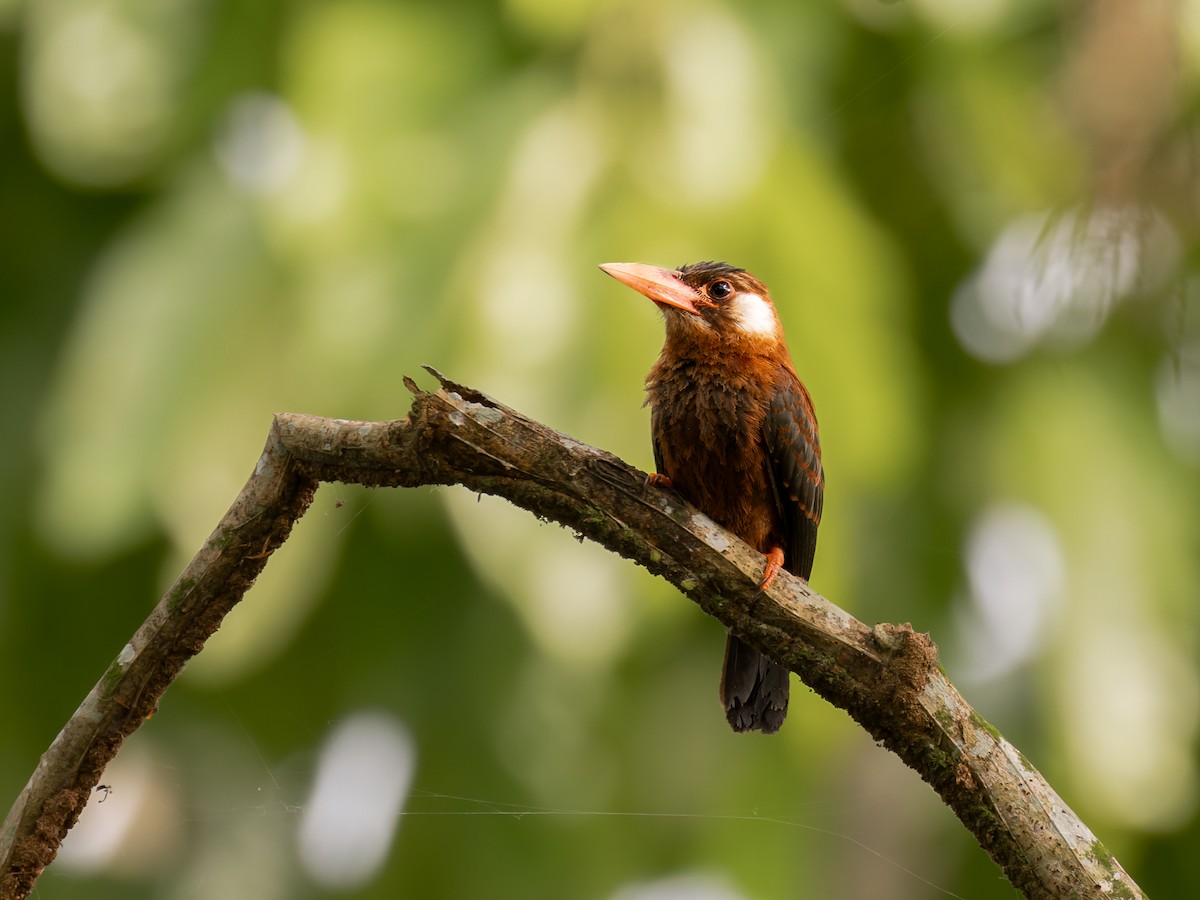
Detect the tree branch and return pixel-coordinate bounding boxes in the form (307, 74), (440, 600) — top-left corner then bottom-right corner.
(0, 369), (1143, 899)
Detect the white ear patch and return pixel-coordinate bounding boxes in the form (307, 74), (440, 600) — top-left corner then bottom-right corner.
(730, 293), (777, 337)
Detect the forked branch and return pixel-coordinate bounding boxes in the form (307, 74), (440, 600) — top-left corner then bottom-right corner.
(0, 369), (1143, 899)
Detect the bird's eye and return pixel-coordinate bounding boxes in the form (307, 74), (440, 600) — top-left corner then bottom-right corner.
(708, 280), (733, 301)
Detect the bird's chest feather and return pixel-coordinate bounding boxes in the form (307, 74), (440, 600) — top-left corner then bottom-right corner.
(646, 358), (777, 548)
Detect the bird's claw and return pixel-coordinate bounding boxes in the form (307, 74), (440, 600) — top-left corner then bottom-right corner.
(754, 547), (786, 596)
(645, 472), (674, 490)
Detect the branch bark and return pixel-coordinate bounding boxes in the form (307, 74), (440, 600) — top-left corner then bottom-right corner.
(0, 369), (1143, 899)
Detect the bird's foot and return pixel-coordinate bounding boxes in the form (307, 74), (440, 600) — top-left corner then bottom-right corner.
(645, 472), (674, 490)
(755, 547), (786, 595)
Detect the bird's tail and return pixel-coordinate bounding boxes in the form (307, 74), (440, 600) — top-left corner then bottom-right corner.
(720, 634), (789, 733)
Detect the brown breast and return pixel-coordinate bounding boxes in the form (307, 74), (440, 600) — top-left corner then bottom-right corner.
(646, 353), (783, 554)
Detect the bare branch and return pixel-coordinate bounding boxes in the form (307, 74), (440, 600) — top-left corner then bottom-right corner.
(0, 371), (1144, 899)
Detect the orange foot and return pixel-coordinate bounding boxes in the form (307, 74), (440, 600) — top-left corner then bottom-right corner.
(756, 546), (786, 594)
(645, 472), (674, 489)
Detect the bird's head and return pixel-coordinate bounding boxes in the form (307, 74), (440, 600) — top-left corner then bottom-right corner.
(599, 260), (784, 351)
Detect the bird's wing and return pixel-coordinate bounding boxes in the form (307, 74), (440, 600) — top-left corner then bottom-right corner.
(763, 369), (823, 580)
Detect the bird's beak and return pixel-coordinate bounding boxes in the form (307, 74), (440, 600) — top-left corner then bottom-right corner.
(599, 262), (706, 315)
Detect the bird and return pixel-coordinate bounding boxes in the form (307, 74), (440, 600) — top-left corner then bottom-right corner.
(599, 261), (823, 733)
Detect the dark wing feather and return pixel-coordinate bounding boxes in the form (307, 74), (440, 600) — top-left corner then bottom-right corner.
(763, 369), (823, 580)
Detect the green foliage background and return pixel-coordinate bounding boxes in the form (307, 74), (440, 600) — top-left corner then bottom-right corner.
(2, 1), (1197, 897)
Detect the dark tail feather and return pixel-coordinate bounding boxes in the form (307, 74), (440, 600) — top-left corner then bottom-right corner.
(720, 634), (789, 733)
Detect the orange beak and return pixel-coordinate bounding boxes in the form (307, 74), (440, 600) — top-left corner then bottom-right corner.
(599, 262), (707, 315)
